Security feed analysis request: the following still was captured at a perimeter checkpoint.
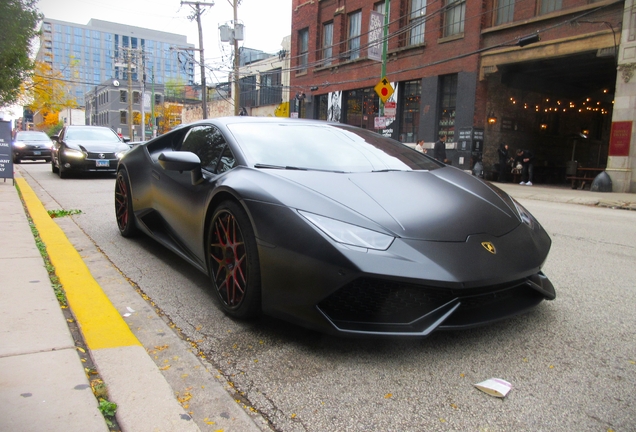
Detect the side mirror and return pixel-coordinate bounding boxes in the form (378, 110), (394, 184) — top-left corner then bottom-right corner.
(51, 135), (59, 142)
(158, 151), (203, 185)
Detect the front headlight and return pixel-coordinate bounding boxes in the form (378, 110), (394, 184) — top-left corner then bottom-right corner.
(64, 148), (86, 159)
(13, 142), (26, 148)
(512, 198), (537, 228)
(299, 211), (394, 251)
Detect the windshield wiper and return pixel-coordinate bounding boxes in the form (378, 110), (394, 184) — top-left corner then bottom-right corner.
(254, 163), (307, 170)
(372, 169), (406, 172)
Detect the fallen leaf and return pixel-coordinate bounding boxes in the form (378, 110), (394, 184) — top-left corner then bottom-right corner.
(384, 393), (392, 399)
(160, 365), (171, 370)
(76, 346), (85, 353)
(291, 413), (297, 419)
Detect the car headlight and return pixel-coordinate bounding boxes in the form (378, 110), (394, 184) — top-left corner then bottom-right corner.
(64, 148), (86, 159)
(13, 142), (26, 148)
(299, 210), (394, 250)
(512, 199), (537, 228)
(116, 150), (128, 159)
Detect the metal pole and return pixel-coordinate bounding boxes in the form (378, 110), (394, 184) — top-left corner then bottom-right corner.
(181, 1), (214, 119)
(233, 0), (240, 116)
(379, 0), (389, 116)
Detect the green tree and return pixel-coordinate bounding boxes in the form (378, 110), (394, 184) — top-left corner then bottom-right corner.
(0, 0), (41, 108)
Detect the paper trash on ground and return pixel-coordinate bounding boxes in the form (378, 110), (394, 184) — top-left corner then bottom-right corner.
(474, 378), (512, 398)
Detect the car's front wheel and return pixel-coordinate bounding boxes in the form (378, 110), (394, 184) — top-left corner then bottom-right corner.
(51, 157), (58, 173)
(115, 169), (138, 237)
(207, 201), (261, 319)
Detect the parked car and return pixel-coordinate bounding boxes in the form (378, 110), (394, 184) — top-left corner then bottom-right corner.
(51, 125), (130, 178)
(115, 117), (555, 337)
(12, 131), (53, 163)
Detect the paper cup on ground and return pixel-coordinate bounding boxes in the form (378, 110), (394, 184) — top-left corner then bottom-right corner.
(474, 378), (512, 398)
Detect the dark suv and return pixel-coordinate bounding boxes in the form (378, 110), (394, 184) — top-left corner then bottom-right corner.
(12, 131), (53, 163)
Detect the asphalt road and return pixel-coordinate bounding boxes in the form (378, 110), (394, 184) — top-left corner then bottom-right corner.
(16, 161), (636, 432)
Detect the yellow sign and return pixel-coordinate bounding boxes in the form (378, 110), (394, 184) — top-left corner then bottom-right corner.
(374, 77), (394, 103)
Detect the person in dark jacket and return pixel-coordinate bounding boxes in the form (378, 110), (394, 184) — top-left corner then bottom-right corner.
(497, 143), (510, 182)
(515, 149), (534, 186)
(433, 135), (447, 163)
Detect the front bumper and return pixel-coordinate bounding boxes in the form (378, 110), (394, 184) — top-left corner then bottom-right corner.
(64, 152), (119, 173)
(14, 148), (51, 161)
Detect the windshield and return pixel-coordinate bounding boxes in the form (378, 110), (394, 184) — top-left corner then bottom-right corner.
(227, 122), (442, 173)
(16, 131), (50, 141)
(65, 127), (121, 142)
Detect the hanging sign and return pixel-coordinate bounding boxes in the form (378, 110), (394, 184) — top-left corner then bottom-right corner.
(368, 11), (384, 62)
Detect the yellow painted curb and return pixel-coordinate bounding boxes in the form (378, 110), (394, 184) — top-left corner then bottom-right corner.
(16, 178), (141, 350)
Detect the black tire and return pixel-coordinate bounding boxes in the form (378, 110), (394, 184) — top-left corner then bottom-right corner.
(51, 157), (59, 173)
(58, 157), (69, 178)
(207, 201), (261, 319)
(115, 169), (138, 237)
(13, 157), (20, 164)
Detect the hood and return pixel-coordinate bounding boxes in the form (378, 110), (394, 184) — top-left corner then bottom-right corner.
(268, 167), (520, 242)
(66, 140), (128, 153)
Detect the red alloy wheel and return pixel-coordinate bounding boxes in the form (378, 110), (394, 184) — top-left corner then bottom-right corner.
(209, 210), (247, 308)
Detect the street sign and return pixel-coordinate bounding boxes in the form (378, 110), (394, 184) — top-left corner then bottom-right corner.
(374, 116), (387, 129)
(374, 77), (394, 103)
(384, 101), (396, 117)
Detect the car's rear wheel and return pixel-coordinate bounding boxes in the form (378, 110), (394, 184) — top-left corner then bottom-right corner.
(115, 169), (138, 237)
(207, 201), (261, 319)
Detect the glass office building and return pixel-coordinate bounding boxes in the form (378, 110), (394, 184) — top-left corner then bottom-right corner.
(37, 18), (195, 107)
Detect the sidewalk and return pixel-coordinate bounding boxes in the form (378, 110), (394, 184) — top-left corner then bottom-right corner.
(0, 175), (633, 432)
(0, 175), (264, 432)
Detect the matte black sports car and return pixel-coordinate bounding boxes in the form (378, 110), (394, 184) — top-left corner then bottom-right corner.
(115, 117), (555, 337)
(51, 125), (130, 178)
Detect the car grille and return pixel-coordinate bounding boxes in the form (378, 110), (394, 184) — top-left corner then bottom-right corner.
(87, 152), (117, 160)
(317, 277), (539, 332)
(318, 278), (455, 325)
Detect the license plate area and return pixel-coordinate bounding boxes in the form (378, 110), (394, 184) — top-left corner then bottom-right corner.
(96, 160), (110, 167)
(33, 151), (42, 155)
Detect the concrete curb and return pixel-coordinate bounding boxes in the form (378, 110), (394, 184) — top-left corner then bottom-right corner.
(16, 177), (201, 432)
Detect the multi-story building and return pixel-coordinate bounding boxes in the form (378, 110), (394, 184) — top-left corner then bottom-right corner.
(36, 18), (195, 109)
(291, 0), (635, 192)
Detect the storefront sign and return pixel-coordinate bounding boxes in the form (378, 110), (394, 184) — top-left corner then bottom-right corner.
(0, 121), (14, 181)
(609, 121), (632, 157)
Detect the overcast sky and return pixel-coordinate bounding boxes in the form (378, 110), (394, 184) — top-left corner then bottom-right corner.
(35, 0), (292, 79)
(1, 0), (292, 120)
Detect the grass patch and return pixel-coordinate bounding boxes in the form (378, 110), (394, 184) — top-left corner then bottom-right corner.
(48, 209), (82, 218)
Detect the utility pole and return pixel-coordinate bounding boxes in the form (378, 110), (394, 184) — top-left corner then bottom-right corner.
(182, 1), (214, 119)
(126, 48), (133, 140)
(233, 0), (239, 116)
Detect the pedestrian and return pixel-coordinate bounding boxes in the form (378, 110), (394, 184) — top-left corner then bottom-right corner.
(514, 149), (534, 185)
(434, 135), (447, 163)
(415, 139), (425, 153)
(497, 143), (510, 182)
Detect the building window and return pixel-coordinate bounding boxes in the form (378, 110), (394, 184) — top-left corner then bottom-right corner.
(495, 0), (514, 25)
(120, 90), (127, 103)
(133, 91), (140, 104)
(120, 111), (127, 124)
(298, 28), (309, 73)
(409, 0), (426, 46)
(343, 88), (378, 130)
(259, 69), (282, 105)
(399, 80), (421, 143)
(348, 10), (362, 60)
(322, 22), (333, 67)
(540, 0), (562, 15)
(133, 111), (141, 125)
(239, 75), (257, 108)
(439, 74), (457, 141)
(442, 0), (465, 37)
(155, 94), (162, 105)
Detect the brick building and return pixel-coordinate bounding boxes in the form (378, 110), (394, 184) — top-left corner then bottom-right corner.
(290, 0), (635, 191)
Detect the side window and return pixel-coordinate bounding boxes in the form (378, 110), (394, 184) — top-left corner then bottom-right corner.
(218, 145), (236, 173)
(180, 125), (229, 173)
